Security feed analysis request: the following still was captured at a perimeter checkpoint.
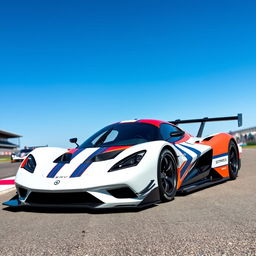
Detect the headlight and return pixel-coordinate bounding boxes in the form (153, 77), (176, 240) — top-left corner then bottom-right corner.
(21, 154), (36, 173)
(108, 150), (146, 172)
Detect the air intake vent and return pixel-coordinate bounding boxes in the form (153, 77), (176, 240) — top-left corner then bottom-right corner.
(202, 136), (214, 141)
(54, 153), (72, 163)
(108, 187), (137, 199)
(91, 150), (124, 162)
(18, 187), (27, 198)
(26, 192), (103, 206)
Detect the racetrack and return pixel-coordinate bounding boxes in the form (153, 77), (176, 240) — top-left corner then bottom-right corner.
(0, 149), (255, 256)
(0, 162), (20, 179)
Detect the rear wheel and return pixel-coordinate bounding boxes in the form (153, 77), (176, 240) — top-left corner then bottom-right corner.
(157, 149), (177, 202)
(228, 140), (239, 180)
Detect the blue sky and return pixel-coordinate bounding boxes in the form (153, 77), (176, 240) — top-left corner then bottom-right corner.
(1, 0), (256, 148)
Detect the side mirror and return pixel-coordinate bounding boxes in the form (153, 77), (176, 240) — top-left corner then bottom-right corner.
(70, 138), (77, 143)
(170, 131), (185, 137)
(69, 138), (79, 148)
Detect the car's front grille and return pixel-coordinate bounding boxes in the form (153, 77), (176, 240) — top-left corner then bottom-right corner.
(18, 187), (28, 198)
(26, 191), (103, 206)
(107, 187), (137, 199)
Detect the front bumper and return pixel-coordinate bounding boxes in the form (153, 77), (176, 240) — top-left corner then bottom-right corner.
(3, 182), (160, 209)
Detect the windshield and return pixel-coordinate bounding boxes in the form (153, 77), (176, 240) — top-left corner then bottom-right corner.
(80, 123), (160, 148)
(20, 149), (33, 153)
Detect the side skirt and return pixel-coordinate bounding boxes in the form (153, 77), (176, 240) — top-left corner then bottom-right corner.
(177, 177), (230, 194)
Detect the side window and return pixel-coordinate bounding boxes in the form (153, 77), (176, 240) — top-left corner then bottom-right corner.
(104, 130), (118, 143)
(91, 130), (118, 145)
(160, 124), (183, 142)
(92, 133), (103, 145)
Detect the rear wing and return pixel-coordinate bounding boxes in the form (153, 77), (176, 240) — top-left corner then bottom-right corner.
(169, 113), (242, 137)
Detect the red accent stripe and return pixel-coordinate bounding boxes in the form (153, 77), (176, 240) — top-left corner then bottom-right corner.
(0, 179), (15, 185)
(137, 119), (168, 128)
(68, 148), (78, 154)
(174, 133), (191, 144)
(104, 146), (131, 153)
(20, 157), (28, 168)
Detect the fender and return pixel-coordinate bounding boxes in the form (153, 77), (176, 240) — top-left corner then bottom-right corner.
(200, 133), (235, 177)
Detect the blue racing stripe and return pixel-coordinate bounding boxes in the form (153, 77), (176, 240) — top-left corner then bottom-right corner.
(213, 153), (228, 159)
(47, 163), (65, 178)
(180, 144), (202, 157)
(70, 147), (109, 178)
(71, 148), (86, 159)
(175, 146), (193, 177)
(47, 148), (86, 178)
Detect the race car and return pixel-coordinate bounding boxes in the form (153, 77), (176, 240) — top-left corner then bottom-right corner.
(11, 148), (34, 163)
(3, 114), (242, 209)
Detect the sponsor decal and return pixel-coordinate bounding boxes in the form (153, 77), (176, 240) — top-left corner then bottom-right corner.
(55, 176), (68, 179)
(212, 153), (228, 168)
(216, 157), (228, 164)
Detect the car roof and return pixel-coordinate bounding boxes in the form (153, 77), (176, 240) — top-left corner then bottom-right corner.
(119, 119), (172, 128)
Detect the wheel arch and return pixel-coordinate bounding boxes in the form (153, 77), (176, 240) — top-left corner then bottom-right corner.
(157, 145), (178, 202)
(229, 138), (241, 170)
(200, 133), (233, 157)
(200, 133), (235, 178)
(160, 144), (182, 189)
(161, 145), (178, 164)
(230, 138), (239, 154)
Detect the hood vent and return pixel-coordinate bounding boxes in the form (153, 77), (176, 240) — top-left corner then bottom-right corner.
(54, 153), (72, 163)
(202, 136), (214, 141)
(91, 149), (123, 162)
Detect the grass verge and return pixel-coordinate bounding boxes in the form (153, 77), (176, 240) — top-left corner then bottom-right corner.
(0, 157), (11, 162)
(242, 145), (256, 149)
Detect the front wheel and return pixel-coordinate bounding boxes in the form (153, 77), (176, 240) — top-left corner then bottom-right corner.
(157, 149), (177, 202)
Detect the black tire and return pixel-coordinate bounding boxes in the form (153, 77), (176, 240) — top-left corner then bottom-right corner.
(157, 149), (177, 202)
(228, 140), (239, 180)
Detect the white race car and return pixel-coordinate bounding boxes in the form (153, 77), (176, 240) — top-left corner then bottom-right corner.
(4, 115), (242, 209)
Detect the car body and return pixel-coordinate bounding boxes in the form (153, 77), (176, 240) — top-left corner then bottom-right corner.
(4, 115), (242, 209)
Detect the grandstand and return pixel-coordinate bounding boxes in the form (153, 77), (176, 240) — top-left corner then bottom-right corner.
(0, 130), (21, 156)
(230, 127), (256, 144)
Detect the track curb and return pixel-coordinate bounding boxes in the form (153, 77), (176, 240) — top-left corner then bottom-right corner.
(0, 176), (15, 195)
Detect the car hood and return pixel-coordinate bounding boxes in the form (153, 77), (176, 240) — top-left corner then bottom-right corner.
(36, 146), (131, 179)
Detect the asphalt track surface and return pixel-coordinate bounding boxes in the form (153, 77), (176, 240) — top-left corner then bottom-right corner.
(0, 162), (20, 179)
(0, 150), (255, 256)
